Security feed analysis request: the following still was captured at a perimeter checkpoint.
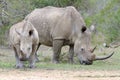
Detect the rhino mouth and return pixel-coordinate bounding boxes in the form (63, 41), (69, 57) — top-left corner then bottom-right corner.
(20, 58), (28, 61)
(20, 50), (29, 61)
(80, 60), (93, 65)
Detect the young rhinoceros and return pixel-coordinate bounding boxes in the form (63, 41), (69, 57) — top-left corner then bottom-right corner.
(9, 20), (39, 68)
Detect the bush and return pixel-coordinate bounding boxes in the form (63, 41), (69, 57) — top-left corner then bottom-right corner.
(84, 0), (120, 43)
(0, 0), (120, 46)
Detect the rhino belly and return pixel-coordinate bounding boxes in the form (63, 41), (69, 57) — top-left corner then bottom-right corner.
(39, 35), (52, 46)
(38, 26), (53, 46)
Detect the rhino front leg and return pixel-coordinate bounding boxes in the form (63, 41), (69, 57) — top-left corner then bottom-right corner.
(52, 40), (64, 63)
(13, 46), (24, 68)
(69, 45), (74, 64)
(35, 52), (39, 62)
(29, 44), (37, 68)
(29, 55), (35, 68)
(35, 43), (41, 62)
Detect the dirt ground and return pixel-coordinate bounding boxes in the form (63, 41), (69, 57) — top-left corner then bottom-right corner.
(0, 69), (120, 80)
(0, 46), (120, 80)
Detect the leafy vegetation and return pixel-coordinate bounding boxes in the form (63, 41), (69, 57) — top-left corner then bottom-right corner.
(85, 0), (120, 43)
(0, 0), (120, 45)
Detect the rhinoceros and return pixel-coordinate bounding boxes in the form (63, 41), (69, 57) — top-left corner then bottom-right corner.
(25, 6), (114, 65)
(9, 20), (39, 68)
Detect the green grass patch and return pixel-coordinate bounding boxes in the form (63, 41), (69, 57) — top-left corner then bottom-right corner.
(1, 60), (119, 70)
(0, 47), (120, 71)
(34, 60), (120, 71)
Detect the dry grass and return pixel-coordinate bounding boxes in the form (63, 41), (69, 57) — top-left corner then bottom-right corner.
(0, 45), (120, 80)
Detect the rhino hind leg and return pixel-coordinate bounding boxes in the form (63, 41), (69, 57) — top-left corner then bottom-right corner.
(69, 45), (74, 64)
(13, 46), (24, 68)
(52, 40), (64, 63)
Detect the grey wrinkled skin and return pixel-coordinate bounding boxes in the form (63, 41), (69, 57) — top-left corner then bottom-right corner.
(24, 6), (96, 65)
(20, 6), (113, 65)
(9, 20), (39, 68)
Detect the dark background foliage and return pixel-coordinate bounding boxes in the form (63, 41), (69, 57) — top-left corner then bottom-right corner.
(0, 0), (120, 46)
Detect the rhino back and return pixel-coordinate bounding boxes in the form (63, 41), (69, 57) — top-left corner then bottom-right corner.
(26, 7), (66, 46)
(25, 6), (86, 46)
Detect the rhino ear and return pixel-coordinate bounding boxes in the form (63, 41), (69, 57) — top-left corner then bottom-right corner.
(29, 30), (34, 36)
(81, 26), (87, 33)
(15, 28), (22, 36)
(90, 25), (96, 32)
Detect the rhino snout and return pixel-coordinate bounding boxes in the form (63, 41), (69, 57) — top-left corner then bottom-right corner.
(80, 60), (93, 65)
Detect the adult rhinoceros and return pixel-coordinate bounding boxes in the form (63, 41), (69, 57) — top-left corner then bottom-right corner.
(25, 6), (114, 65)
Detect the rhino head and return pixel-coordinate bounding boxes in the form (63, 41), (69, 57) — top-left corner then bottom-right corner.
(74, 26), (114, 65)
(16, 21), (34, 61)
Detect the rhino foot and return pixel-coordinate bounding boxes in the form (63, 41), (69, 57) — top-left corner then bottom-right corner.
(15, 64), (24, 69)
(52, 60), (59, 64)
(69, 60), (74, 64)
(35, 57), (40, 62)
(29, 65), (35, 68)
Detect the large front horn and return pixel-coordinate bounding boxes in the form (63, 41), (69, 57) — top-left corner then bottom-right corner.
(94, 52), (114, 61)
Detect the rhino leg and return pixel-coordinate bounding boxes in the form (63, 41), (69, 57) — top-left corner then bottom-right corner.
(29, 44), (37, 68)
(29, 55), (35, 68)
(69, 45), (74, 64)
(35, 52), (39, 62)
(13, 46), (24, 68)
(52, 40), (64, 63)
(35, 43), (41, 62)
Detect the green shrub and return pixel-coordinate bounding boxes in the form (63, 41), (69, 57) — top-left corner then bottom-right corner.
(0, 0), (120, 46)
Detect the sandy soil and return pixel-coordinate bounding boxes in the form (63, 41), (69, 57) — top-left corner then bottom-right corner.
(0, 69), (120, 80)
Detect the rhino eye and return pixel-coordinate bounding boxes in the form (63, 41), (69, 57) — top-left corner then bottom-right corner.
(81, 48), (84, 51)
